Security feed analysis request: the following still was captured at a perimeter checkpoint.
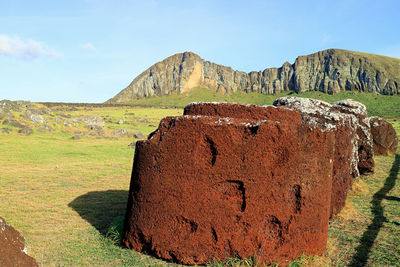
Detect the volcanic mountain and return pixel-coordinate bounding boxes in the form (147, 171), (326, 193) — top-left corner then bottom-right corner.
(106, 49), (400, 103)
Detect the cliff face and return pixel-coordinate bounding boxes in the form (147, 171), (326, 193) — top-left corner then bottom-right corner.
(293, 49), (400, 95)
(107, 49), (400, 103)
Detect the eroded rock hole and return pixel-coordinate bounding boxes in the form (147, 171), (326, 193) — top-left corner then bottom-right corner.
(291, 184), (302, 213)
(177, 216), (198, 233)
(205, 137), (218, 166)
(167, 119), (176, 129)
(214, 180), (246, 212)
(226, 180), (246, 212)
(264, 215), (285, 247)
(211, 227), (218, 243)
(244, 125), (259, 136)
(249, 125), (259, 135)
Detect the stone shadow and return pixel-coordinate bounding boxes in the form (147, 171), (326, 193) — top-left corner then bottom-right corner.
(68, 190), (128, 235)
(350, 154), (399, 266)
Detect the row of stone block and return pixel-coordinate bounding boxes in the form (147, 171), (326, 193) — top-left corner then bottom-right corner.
(122, 98), (397, 265)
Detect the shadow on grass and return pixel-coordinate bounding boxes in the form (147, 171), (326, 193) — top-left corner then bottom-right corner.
(68, 190), (128, 235)
(350, 154), (400, 267)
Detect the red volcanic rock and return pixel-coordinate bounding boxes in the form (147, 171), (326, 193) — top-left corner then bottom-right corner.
(369, 117), (398, 155)
(273, 97), (358, 217)
(184, 102), (302, 123)
(0, 217), (38, 267)
(123, 115), (335, 265)
(332, 99), (374, 174)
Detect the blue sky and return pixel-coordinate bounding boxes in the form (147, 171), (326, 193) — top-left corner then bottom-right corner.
(1, 0), (400, 103)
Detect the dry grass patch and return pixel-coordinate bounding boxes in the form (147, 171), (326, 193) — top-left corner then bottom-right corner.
(336, 200), (359, 223)
(349, 178), (369, 197)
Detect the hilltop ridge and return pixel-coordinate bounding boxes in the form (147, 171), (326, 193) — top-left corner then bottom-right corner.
(107, 49), (400, 103)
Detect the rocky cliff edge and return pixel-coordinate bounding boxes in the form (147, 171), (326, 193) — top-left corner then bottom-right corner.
(106, 49), (400, 103)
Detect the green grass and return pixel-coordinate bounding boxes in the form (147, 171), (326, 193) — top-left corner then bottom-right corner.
(328, 154), (400, 266)
(0, 95), (399, 266)
(0, 106), (183, 266)
(125, 87), (290, 107)
(126, 87), (400, 117)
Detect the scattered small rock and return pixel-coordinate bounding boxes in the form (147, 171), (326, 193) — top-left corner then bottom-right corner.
(118, 119), (125, 124)
(128, 141), (136, 148)
(25, 110), (45, 124)
(133, 130), (145, 139)
(71, 135), (81, 140)
(37, 125), (54, 132)
(18, 127), (33, 135)
(84, 125), (105, 136)
(104, 136), (118, 140)
(1, 128), (12, 134)
(2, 118), (25, 128)
(73, 116), (105, 127)
(138, 118), (149, 123)
(113, 128), (132, 137)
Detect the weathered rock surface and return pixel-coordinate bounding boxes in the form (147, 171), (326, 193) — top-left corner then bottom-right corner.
(18, 127), (34, 135)
(273, 97), (362, 216)
(72, 116), (105, 127)
(369, 117), (398, 155)
(2, 118), (26, 128)
(0, 217), (38, 267)
(1, 128), (12, 134)
(183, 102), (301, 123)
(332, 99), (375, 174)
(107, 49), (400, 103)
(133, 130), (145, 139)
(123, 115), (335, 265)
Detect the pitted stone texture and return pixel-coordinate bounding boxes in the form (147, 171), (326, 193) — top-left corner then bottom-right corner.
(123, 115), (335, 266)
(274, 97), (375, 174)
(185, 101), (357, 217)
(273, 97), (358, 217)
(332, 99), (367, 116)
(332, 99), (374, 174)
(0, 217), (38, 267)
(184, 102), (302, 123)
(369, 117), (398, 155)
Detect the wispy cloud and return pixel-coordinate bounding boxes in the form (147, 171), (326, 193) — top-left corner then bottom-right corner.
(80, 42), (96, 51)
(0, 34), (60, 60)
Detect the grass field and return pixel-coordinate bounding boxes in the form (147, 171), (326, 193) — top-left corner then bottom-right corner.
(127, 87), (400, 117)
(0, 90), (399, 266)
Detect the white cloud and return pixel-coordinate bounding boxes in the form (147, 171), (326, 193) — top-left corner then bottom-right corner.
(0, 34), (60, 60)
(80, 42), (96, 51)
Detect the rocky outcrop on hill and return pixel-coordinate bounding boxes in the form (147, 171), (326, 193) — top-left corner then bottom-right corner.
(107, 49), (400, 103)
(0, 217), (38, 266)
(123, 112), (335, 265)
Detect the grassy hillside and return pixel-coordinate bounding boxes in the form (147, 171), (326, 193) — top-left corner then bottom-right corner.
(0, 95), (399, 266)
(126, 87), (400, 117)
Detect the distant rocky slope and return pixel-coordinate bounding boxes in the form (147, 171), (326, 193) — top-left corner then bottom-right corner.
(106, 49), (400, 103)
